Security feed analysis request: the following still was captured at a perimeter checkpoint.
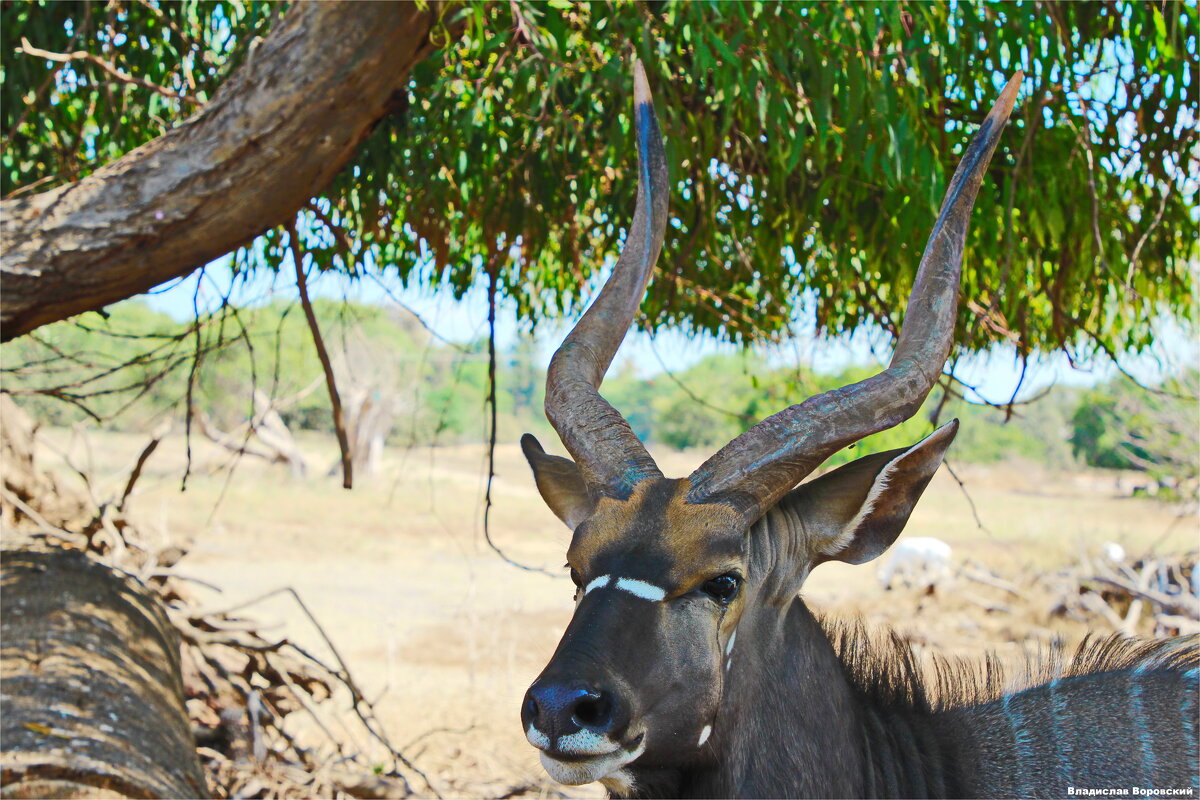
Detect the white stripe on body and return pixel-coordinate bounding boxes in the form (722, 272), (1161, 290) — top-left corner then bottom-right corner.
(1002, 692), (1034, 798)
(1129, 667), (1155, 796)
(1047, 679), (1073, 790)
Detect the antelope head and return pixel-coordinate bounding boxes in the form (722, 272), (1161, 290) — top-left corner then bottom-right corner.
(520, 60), (1020, 793)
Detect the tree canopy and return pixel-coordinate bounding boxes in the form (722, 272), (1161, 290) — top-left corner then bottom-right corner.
(2, 1), (1196, 362)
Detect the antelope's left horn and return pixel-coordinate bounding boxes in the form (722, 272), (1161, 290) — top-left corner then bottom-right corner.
(542, 58), (669, 497)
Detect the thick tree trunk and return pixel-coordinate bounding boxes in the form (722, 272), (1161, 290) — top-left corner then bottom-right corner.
(0, 1), (447, 341)
(0, 547), (208, 798)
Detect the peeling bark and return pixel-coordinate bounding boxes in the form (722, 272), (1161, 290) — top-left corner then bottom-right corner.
(1, 1), (447, 341)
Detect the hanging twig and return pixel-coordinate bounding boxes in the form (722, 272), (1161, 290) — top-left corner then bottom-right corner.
(117, 424), (168, 512)
(482, 254), (558, 577)
(287, 219), (354, 489)
(942, 459), (995, 539)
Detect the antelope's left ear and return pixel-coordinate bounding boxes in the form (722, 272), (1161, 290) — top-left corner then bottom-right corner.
(520, 434), (596, 530)
(783, 420), (959, 565)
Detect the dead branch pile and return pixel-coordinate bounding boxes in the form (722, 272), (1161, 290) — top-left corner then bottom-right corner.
(0, 395), (432, 799)
(957, 550), (1199, 638)
(1051, 553), (1198, 637)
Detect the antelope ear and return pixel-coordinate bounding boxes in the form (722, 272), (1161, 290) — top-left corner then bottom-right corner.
(520, 434), (596, 530)
(783, 420), (959, 565)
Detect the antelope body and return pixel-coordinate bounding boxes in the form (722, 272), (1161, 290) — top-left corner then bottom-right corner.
(519, 61), (1199, 799)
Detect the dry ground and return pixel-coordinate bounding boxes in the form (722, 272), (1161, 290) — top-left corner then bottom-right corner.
(29, 427), (1198, 798)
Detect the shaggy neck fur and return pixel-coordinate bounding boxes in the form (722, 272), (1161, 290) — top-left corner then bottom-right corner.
(612, 507), (1198, 799)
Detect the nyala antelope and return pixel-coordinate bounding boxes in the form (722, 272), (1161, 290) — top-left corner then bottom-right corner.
(519, 61), (1199, 799)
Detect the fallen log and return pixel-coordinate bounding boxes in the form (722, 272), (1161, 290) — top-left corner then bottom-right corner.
(1, 546), (209, 799)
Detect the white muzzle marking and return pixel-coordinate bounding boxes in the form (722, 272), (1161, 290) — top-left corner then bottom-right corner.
(526, 724), (551, 750)
(538, 735), (648, 786)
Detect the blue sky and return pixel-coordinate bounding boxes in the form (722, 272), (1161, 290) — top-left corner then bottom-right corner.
(142, 255), (1197, 406)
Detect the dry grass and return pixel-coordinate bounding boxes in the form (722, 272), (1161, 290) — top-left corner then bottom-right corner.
(30, 427), (1198, 798)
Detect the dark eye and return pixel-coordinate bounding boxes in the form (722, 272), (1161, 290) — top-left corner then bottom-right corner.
(569, 567), (582, 588)
(701, 573), (741, 604)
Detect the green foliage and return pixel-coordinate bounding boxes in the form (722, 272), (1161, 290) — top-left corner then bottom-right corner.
(1070, 371), (1199, 492)
(2, 1), (278, 195)
(3, 2), (1196, 363)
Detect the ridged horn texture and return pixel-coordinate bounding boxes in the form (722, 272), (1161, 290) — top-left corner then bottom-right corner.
(543, 59), (670, 498)
(686, 72), (1024, 522)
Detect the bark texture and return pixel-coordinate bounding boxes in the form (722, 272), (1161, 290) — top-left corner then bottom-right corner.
(1, 1), (446, 341)
(0, 546), (208, 799)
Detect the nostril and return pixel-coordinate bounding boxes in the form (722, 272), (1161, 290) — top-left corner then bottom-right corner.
(571, 692), (613, 730)
(523, 694), (539, 722)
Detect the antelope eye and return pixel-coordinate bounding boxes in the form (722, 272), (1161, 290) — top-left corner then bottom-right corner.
(701, 573), (741, 604)
(569, 567), (583, 588)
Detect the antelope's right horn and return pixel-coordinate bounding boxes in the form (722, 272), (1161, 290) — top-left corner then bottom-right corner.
(686, 73), (1024, 521)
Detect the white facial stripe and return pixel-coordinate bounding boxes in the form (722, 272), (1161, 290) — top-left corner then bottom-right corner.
(725, 628), (737, 655)
(582, 574), (668, 602)
(525, 724), (551, 750)
(583, 574), (668, 602)
(556, 728), (618, 756)
(584, 574), (612, 595)
(698, 724), (712, 746)
(613, 577), (667, 601)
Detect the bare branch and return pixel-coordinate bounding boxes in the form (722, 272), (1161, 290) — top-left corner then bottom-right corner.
(16, 36), (203, 106)
(287, 220), (353, 489)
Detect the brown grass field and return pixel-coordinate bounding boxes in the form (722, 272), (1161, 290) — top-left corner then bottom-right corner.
(29, 427), (1199, 798)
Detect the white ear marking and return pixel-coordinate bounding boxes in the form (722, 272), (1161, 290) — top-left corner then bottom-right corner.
(584, 575), (612, 595)
(697, 725), (712, 746)
(821, 428), (944, 557)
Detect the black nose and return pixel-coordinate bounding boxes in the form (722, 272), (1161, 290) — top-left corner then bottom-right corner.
(522, 680), (621, 740)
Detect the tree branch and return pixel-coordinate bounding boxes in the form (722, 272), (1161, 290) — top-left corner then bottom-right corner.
(287, 221), (353, 490)
(2, 2), (448, 341)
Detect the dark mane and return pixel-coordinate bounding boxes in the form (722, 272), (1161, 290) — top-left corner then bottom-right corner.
(822, 616), (1199, 714)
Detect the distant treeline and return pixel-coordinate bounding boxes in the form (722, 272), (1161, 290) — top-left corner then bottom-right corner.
(2, 301), (1195, 489)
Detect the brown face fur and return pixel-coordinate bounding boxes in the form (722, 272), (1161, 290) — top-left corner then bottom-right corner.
(568, 479), (746, 601)
(521, 426), (961, 790)
(523, 476), (751, 783)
